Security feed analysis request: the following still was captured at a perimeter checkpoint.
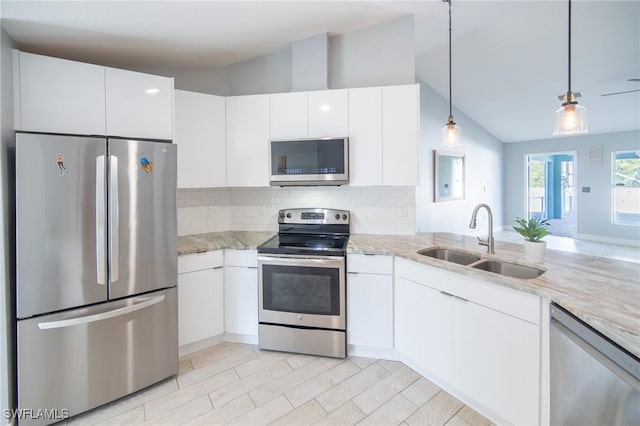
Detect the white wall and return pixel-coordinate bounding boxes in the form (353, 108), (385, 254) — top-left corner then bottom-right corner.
(503, 130), (640, 243)
(178, 186), (416, 236)
(329, 15), (415, 89)
(0, 26), (15, 426)
(416, 79), (504, 236)
(137, 16), (415, 96)
(227, 47), (292, 95)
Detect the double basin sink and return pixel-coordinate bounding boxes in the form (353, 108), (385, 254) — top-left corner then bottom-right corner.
(417, 248), (544, 280)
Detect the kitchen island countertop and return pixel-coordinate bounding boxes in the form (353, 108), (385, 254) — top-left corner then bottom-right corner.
(178, 231), (640, 358)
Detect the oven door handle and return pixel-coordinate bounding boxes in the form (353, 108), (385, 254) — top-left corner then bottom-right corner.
(258, 255), (344, 268)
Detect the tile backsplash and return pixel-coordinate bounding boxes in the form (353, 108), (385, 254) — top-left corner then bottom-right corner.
(178, 186), (416, 236)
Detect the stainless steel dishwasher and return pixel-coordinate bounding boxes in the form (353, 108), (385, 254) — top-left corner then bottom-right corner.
(550, 303), (640, 425)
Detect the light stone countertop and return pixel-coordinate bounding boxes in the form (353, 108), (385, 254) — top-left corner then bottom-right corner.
(348, 233), (640, 359)
(178, 231), (276, 255)
(178, 231), (640, 358)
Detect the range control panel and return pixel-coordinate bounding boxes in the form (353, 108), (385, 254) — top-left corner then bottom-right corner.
(278, 208), (350, 225)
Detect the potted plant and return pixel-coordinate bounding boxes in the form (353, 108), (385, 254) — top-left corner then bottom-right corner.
(513, 217), (551, 263)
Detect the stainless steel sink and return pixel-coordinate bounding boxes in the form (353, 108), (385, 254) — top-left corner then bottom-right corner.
(471, 260), (544, 279)
(418, 248), (481, 266)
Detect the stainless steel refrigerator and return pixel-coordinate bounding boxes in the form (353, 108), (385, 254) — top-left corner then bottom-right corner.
(16, 133), (178, 425)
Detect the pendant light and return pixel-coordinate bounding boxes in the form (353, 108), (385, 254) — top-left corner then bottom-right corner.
(553, 0), (588, 136)
(441, 0), (461, 148)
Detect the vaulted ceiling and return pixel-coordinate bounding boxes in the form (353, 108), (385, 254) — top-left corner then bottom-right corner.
(2, 0), (638, 143)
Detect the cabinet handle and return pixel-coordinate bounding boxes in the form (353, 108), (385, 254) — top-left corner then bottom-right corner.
(347, 272), (358, 275)
(212, 266), (223, 270)
(440, 291), (469, 302)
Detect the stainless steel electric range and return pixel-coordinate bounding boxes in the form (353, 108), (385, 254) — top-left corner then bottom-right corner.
(257, 208), (350, 358)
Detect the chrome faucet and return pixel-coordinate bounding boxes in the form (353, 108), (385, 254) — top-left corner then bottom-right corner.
(469, 203), (495, 254)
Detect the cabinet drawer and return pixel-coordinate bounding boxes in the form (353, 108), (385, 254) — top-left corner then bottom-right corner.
(178, 250), (223, 274)
(348, 254), (393, 275)
(225, 249), (258, 268)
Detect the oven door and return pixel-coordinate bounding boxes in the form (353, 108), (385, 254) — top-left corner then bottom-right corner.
(258, 255), (345, 330)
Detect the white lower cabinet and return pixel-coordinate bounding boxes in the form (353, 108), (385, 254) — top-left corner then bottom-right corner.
(394, 258), (541, 426)
(224, 250), (259, 342)
(347, 254), (393, 350)
(394, 276), (454, 382)
(453, 298), (540, 426)
(177, 251), (224, 350)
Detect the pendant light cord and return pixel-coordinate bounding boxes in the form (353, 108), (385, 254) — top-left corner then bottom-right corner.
(567, 0), (572, 99)
(448, 0), (453, 119)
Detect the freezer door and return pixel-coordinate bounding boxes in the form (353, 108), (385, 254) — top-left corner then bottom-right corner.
(17, 287), (178, 426)
(108, 139), (177, 299)
(16, 133), (108, 318)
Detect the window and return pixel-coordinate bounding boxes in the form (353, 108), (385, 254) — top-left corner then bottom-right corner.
(612, 151), (640, 226)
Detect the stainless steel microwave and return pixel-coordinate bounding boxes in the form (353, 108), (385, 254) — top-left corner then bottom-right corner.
(269, 137), (349, 186)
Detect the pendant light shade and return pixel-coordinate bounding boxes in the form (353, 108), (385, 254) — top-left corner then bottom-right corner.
(442, 117), (462, 148)
(554, 102), (588, 135)
(441, 0), (461, 147)
(554, 0), (588, 136)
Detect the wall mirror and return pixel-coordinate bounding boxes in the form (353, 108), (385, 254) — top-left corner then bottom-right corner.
(434, 150), (465, 202)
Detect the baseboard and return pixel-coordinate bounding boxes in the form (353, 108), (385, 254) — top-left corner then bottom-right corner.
(224, 333), (259, 345)
(576, 233), (640, 247)
(179, 334), (224, 356)
(347, 345), (401, 361)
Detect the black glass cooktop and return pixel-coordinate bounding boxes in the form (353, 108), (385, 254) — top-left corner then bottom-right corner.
(258, 233), (348, 256)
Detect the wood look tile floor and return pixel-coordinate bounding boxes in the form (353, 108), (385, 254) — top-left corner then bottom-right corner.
(64, 343), (494, 426)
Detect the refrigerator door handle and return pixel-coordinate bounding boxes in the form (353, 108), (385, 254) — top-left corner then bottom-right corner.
(109, 155), (119, 283)
(37, 295), (166, 330)
(96, 155), (106, 285)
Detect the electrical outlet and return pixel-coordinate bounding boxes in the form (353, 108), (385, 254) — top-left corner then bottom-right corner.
(399, 205), (408, 217)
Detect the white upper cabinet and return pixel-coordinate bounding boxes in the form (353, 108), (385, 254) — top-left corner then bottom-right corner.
(270, 90), (349, 140)
(308, 89), (348, 138)
(105, 67), (173, 140)
(15, 51), (106, 135)
(348, 87), (383, 186)
(226, 94), (270, 187)
(270, 92), (308, 139)
(382, 84), (419, 186)
(174, 90), (226, 188)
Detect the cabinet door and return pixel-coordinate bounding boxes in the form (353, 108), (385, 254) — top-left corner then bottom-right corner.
(348, 87), (383, 186)
(178, 267), (224, 347)
(347, 272), (393, 348)
(270, 92), (308, 139)
(395, 277), (454, 381)
(17, 51), (106, 135)
(453, 299), (540, 426)
(224, 266), (259, 336)
(174, 90), (226, 188)
(105, 67), (173, 140)
(308, 89), (348, 138)
(226, 95), (270, 187)
(382, 84), (419, 186)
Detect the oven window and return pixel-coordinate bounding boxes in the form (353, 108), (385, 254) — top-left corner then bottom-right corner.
(262, 265), (341, 315)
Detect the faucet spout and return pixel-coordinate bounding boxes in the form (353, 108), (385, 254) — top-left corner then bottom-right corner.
(469, 203), (494, 254)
